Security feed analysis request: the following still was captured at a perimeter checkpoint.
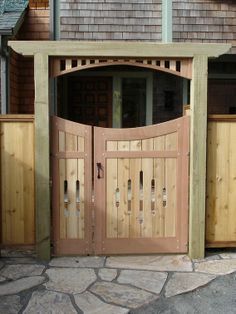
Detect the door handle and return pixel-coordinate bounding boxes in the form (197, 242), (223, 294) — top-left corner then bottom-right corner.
(96, 162), (102, 179)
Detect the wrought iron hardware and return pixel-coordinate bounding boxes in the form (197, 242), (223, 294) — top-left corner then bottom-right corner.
(96, 162), (102, 179)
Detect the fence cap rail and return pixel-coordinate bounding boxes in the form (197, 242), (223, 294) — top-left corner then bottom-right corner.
(208, 114), (236, 122)
(0, 115), (34, 122)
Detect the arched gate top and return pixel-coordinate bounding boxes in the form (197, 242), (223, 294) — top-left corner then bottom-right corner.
(50, 57), (192, 79)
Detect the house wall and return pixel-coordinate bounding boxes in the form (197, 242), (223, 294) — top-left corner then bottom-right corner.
(60, 0), (162, 41)
(9, 0), (50, 113)
(173, 0), (236, 43)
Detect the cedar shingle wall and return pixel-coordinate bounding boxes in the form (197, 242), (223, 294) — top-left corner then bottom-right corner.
(29, 0), (49, 9)
(9, 6), (50, 113)
(60, 0), (162, 41)
(10, 51), (20, 113)
(173, 0), (236, 43)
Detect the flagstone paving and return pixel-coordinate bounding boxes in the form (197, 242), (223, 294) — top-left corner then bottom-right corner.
(0, 264), (45, 280)
(98, 268), (117, 281)
(74, 291), (129, 313)
(0, 295), (22, 314)
(0, 250), (236, 313)
(164, 272), (216, 297)
(194, 258), (236, 275)
(23, 290), (77, 314)
(117, 270), (168, 294)
(90, 281), (158, 308)
(45, 268), (97, 294)
(106, 255), (193, 272)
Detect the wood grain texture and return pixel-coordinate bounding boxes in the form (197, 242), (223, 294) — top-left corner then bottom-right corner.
(0, 120), (34, 245)
(206, 120), (236, 245)
(34, 53), (50, 261)
(94, 116), (189, 254)
(51, 116), (92, 255)
(8, 41), (231, 58)
(189, 55), (208, 259)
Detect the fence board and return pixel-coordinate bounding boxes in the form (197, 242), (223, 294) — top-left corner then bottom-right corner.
(0, 116), (35, 245)
(206, 117), (236, 246)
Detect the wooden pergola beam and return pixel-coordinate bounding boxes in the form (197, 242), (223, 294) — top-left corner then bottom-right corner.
(8, 41), (231, 260)
(8, 41), (230, 58)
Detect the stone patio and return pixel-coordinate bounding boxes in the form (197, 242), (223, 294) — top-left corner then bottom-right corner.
(0, 250), (236, 313)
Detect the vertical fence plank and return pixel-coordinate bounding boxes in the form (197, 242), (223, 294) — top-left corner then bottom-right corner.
(206, 118), (236, 246)
(0, 116), (35, 246)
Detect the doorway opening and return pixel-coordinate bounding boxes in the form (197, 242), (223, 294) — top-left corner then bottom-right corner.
(56, 66), (188, 128)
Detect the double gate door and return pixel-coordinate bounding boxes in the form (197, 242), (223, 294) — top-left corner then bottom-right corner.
(51, 116), (189, 255)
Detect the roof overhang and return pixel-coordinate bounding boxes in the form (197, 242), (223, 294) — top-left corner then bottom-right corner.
(8, 41), (231, 58)
(0, 9), (27, 36)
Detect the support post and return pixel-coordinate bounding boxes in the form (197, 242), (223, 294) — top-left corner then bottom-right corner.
(34, 53), (50, 261)
(189, 55), (208, 259)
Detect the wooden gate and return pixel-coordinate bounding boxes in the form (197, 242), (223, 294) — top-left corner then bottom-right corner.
(52, 116), (189, 255)
(51, 116), (92, 255)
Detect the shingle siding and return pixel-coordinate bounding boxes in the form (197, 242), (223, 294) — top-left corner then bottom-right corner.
(60, 0), (162, 41)
(173, 0), (236, 43)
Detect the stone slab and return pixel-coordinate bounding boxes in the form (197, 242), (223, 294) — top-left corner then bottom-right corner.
(4, 258), (37, 264)
(0, 249), (35, 258)
(165, 272), (216, 297)
(0, 264), (45, 280)
(0, 276), (45, 296)
(0, 261), (4, 270)
(49, 256), (105, 268)
(23, 290), (77, 314)
(74, 291), (129, 314)
(0, 276), (6, 282)
(118, 270), (167, 294)
(106, 255), (192, 272)
(195, 259), (236, 275)
(90, 281), (157, 309)
(220, 253), (236, 259)
(0, 295), (22, 314)
(45, 268), (97, 294)
(193, 255), (220, 263)
(98, 268), (117, 281)
(132, 272), (236, 314)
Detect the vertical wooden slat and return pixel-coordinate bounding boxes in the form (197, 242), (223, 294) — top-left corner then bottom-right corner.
(106, 158), (118, 238)
(117, 141), (130, 238)
(165, 158), (176, 236)
(58, 131), (65, 152)
(129, 140), (142, 238)
(66, 159), (78, 238)
(153, 137), (165, 237)
(66, 133), (77, 151)
(141, 139), (153, 238)
(78, 158), (85, 239)
(228, 123), (236, 241)
(59, 159), (66, 239)
(66, 59), (72, 70)
(165, 132), (177, 237)
(23, 123), (35, 244)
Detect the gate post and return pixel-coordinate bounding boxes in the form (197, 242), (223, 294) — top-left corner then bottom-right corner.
(189, 55), (208, 259)
(34, 53), (50, 261)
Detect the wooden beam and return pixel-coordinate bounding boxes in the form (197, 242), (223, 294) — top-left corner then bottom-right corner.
(8, 41), (231, 58)
(189, 55), (208, 259)
(34, 53), (50, 261)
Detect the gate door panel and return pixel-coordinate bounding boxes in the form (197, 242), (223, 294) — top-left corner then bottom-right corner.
(51, 116), (92, 255)
(94, 116), (189, 255)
